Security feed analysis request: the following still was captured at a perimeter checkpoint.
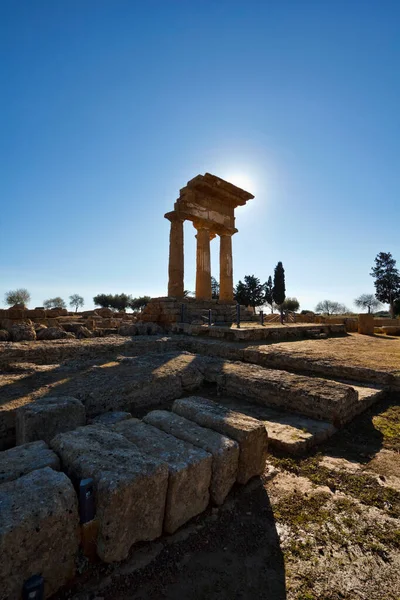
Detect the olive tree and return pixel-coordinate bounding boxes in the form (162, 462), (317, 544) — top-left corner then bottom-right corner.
(4, 288), (31, 307)
(43, 297), (67, 310)
(69, 294), (84, 313)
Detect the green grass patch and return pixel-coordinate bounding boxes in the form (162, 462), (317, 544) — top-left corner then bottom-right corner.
(271, 455), (400, 518)
(373, 406), (400, 451)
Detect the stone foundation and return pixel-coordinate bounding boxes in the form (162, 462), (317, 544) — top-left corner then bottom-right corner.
(141, 297), (253, 326)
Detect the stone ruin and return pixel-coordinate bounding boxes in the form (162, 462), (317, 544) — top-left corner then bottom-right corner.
(0, 304), (162, 343)
(1, 174), (399, 598)
(142, 173), (255, 326)
(165, 172), (254, 301)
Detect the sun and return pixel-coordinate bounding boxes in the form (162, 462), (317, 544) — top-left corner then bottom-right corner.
(223, 172), (256, 194)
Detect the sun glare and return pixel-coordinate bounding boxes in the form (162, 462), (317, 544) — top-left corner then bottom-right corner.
(224, 172), (255, 194)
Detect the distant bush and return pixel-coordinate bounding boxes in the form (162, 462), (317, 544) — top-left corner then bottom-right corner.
(93, 293), (131, 312)
(129, 296), (151, 312)
(43, 297), (67, 309)
(281, 297), (300, 313)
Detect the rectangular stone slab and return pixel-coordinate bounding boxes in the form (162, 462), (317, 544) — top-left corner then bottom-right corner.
(214, 396), (337, 455)
(16, 396), (86, 445)
(143, 410), (239, 505)
(203, 360), (359, 425)
(0, 467), (79, 599)
(50, 425), (169, 562)
(0, 440), (60, 484)
(172, 396), (268, 484)
(113, 419), (212, 533)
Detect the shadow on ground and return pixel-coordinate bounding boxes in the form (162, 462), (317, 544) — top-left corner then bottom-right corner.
(57, 478), (286, 600)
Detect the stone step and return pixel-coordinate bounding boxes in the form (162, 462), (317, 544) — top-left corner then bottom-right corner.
(212, 396), (337, 454)
(172, 396), (268, 484)
(113, 418), (212, 534)
(202, 359), (358, 426)
(201, 358), (386, 426)
(346, 383), (386, 420)
(143, 409), (239, 505)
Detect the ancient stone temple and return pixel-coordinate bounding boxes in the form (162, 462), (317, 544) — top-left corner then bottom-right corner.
(165, 173), (254, 302)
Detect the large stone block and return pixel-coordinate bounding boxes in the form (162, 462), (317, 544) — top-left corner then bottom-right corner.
(202, 359), (358, 425)
(143, 410), (238, 505)
(113, 419), (212, 533)
(9, 322), (36, 341)
(0, 467), (79, 599)
(172, 396), (268, 484)
(50, 425), (168, 562)
(16, 396), (86, 445)
(0, 440), (60, 484)
(358, 313), (374, 335)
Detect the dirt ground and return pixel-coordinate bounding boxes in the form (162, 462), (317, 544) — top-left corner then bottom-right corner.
(251, 333), (400, 375)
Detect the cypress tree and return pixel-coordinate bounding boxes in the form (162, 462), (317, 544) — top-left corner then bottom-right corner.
(273, 262), (286, 323)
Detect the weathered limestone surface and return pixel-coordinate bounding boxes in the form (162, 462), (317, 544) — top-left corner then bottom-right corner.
(0, 336), (177, 368)
(381, 326), (400, 336)
(0, 440), (60, 484)
(195, 226), (213, 300)
(68, 352), (204, 417)
(166, 214), (184, 298)
(172, 396), (268, 484)
(358, 313), (374, 335)
(202, 360), (358, 425)
(0, 467), (79, 599)
(9, 321), (36, 342)
(219, 233), (234, 302)
(143, 410), (239, 505)
(16, 396), (86, 445)
(215, 397), (337, 455)
(113, 419), (212, 533)
(50, 425), (169, 562)
(91, 411), (132, 426)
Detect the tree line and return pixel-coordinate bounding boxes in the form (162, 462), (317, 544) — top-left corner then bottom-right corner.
(4, 252), (399, 317)
(3, 290), (85, 312)
(233, 262), (299, 322)
(315, 252), (400, 317)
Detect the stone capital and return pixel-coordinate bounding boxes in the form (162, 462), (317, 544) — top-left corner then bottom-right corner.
(165, 211), (184, 223)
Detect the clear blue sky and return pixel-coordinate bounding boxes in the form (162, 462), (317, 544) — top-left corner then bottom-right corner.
(1, 0), (399, 311)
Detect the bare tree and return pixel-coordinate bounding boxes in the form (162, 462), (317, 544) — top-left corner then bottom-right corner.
(69, 294), (84, 313)
(354, 294), (382, 314)
(315, 300), (349, 315)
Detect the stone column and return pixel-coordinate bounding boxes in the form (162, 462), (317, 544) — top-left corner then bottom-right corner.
(195, 227), (212, 300)
(167, 214), (184, 298)
(219, 233), (234, 302)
